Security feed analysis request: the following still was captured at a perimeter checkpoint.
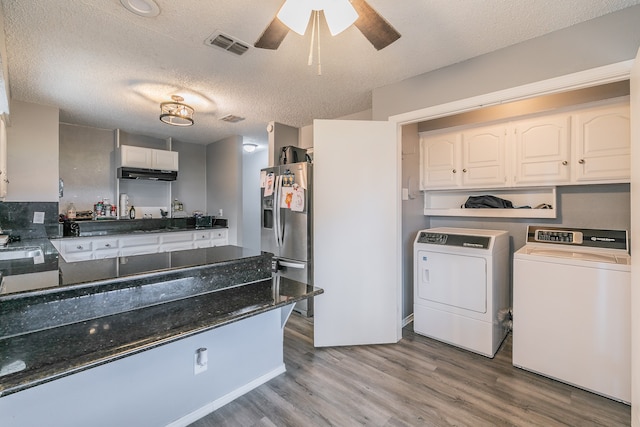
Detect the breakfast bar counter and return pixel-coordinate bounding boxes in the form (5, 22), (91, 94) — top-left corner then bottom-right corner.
(0, 244), (322, 427)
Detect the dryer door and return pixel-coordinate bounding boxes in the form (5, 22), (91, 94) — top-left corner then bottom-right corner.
(416, 251), (487, 313)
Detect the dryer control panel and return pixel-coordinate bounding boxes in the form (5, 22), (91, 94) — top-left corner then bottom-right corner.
(534, 229), (583, 244)
(416, 232), (491, 249)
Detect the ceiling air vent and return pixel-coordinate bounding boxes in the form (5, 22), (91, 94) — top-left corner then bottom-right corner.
(220, 114), (245, 123)
(205, 31), (250, 56)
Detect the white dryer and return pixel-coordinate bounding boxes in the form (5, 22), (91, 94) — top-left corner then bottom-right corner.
(513, 226), (631, 403)
(413, 227), (510, 358)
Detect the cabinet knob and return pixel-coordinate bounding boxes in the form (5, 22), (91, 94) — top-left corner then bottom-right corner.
(578, 159), (585, 164)
(562, 161), (568, 165)
(105, 243), (111, 248)
(76, 245), (84, 250)
(452, 169), (456, 174)
(462, 169), (467, 173)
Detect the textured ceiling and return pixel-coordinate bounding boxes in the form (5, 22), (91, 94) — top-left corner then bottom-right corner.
(1, 0), (639, 146)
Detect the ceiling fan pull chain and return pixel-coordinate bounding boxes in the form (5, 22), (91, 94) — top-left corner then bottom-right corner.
(308, 10), (317, 67)
(316, 10), (322, 75)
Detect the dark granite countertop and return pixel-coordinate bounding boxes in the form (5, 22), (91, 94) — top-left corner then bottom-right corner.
(0, 276), (322, 397)
(1, 242), (261, 296)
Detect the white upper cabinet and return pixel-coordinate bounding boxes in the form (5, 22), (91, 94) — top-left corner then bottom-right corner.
(119, 145), (179, 171)
(461, 124), (506, 187)
(419, 132), (460, 189)
(513, 114), (571, 186)
(573, 104), (630, 183)
(419, 100), (629, 191)
(420, 125), (506, 190)
(152, 148), (179, 171)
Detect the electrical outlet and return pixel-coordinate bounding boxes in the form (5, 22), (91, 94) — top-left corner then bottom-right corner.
(194, 348), (208, 375)
(218, 209), (223, 216)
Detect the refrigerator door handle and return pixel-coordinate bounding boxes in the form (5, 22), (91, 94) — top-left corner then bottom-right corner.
(279, 260), (305, 269)
(274, 174), (282, 248)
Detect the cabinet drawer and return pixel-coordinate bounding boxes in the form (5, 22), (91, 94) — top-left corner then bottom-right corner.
(62, 240), (93, 253)
(93, 238), (119, 251)
(194, 231), (212, 241)
(119, 235), (161, 247)
(212, 229), (228, 240)
(161, 231), (194, 244)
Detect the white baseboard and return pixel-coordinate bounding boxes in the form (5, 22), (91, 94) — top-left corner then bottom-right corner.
(166, 364), (286, 427)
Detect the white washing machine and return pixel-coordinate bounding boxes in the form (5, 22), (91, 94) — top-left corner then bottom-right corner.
(513, 226), (631, 403)
(413, 227), (510, 358)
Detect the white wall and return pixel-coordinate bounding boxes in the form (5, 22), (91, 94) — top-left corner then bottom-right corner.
(241, 147), (267, 251)
(630, 46), (640, 427)
(6, 100), (59, 202)
(373, 5), (640, 121)
(171, 139), (207, 215)
(206, 135), (243, 245)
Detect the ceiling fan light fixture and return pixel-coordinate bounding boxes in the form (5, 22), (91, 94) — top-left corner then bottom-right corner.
(160, 95), (194, 127)
(277, 0), (357, 36)
(323, 0), (358, 35)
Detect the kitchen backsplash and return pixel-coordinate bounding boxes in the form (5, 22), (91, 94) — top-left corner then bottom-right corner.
(0, 202), (60, 240)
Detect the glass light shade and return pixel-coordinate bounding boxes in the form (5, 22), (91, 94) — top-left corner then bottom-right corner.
(159, 96), (194, 127)
(277, 0), (358, 36)
(322, 0), (358, 35)
(243, 143), (258, 153)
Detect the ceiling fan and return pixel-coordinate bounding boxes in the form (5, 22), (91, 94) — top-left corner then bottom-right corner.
(255, 0), (401, 51)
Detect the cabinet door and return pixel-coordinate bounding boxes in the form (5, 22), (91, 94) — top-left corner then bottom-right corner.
(92, 238), (120, 259)
(152, 149), (179, 171)
(159, 231), (194, 252)
(0, 119), (7, 198)
(461, 125), (506, 187)
(193, 231), (213, 248)
(513, 115), (571, 185)
(419, 132), (461, 189)
(118, 235), (161, 256)
(120, 145), (152, 169)
(574, 104), (630, 183)
(60, 239), (94, 262)
(211, 229), (228, 246)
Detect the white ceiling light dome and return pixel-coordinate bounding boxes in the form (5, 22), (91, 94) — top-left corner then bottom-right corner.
(277, 0), (358, 36)
(120, 0), (160, 17)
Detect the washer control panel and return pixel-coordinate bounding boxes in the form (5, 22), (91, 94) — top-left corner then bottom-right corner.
(534, 229), (583, 244)
(526, 226), (628, 251)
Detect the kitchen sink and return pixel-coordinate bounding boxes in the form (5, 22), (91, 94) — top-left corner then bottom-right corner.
(0, 247), (44, 261)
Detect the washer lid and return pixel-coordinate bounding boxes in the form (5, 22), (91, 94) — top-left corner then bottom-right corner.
(524, 247), (630, 265)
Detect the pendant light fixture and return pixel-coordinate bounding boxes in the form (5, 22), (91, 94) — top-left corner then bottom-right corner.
(159, 95), (194, 127)
(277, 0), (358, 36)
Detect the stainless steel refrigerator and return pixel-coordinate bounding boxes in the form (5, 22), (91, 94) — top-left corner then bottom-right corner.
(261, 161), (313, 316)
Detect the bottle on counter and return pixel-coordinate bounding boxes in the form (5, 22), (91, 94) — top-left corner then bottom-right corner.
(129, 206), (136, 220)
(67, 203), (76, 220)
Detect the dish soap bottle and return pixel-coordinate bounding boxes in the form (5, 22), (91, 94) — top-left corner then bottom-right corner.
(67, 202), (76, 220)
(129, 206), (136, 220)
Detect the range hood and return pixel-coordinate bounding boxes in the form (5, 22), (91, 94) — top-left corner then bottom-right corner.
(117, 167), (177, 181)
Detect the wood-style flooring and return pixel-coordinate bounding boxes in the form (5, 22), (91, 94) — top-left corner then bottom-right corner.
(190, 314), (630, 426)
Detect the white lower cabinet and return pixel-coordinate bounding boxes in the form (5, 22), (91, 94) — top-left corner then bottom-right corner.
(118, 235), (162, 257)
(159, 231), (195, 252)
(53, 229), (229, 262)
(211, 229), (228, 246)
(92, 237), (120, 259)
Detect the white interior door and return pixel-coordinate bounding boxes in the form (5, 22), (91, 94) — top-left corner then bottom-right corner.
(629, 46), (640, 427)
(313, 119), (401, 347)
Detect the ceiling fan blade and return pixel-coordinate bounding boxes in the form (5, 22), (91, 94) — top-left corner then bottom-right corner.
(350, 0), (401, 50)
(255, 17), (290, 50)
